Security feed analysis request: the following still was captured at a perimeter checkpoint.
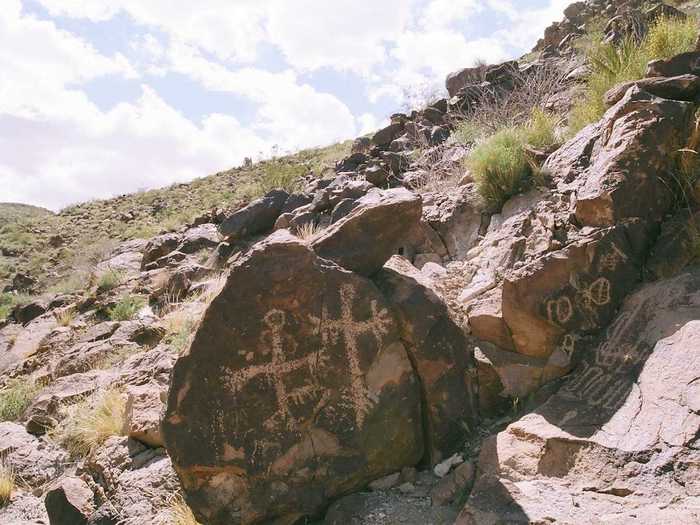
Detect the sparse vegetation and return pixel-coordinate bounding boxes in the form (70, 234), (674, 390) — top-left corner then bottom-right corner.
(0, 293), (18, 321)
(170, 495), (201, 525)
(0, 459), (15, 507)
(201, 274), (227, 305)
(0, 142), (350, 295)
(164, 311), (197, 353)
(52, 388), (126, 457)
(451, 58), (572, 142)
(107, 295), (146, 321)
(254, 160), (308, 195)
(96, 268), (125, 292)
(466, 109), (558, 210)
(570, 14), (697, 132)
(295, 222), (323, 241)
(55, 307), (76, 327)
(0, 377), (40, 421)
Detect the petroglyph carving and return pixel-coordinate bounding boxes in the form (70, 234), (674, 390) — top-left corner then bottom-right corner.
(546, 277), (613, 329)
(586, 277), (611, 307)
(222, 309), (326, 431)
(221, 286), (393, 433)
(312, 284), (393, 429)
(598, 242), (628, 272)
(547, 296), (573, 324)
(548, 333), (577, 368)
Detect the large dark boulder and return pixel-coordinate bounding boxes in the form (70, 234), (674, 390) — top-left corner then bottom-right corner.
(376, 256), (478, 465)
(311, 188), (422, 276)
(218, 189), (289, 240)
(162, 231), (423, 525)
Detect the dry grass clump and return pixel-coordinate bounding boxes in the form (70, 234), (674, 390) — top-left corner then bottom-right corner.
(52, 388), (126, 457)
(0, 377), (39, 422)
(0, 459), (14, 507)
(169, 495), (201, 525)
(295, 222), (323, 241)
(201, 273), (228, 305)
(96, 268), (125, 292)
(55, 307), (76, 327)
(164, 310), (197, 354)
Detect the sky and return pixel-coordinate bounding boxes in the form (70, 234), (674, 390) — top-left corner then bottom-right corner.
(0, 0), (571, 211)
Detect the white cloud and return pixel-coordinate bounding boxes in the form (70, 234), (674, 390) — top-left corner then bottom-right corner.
(1, 0), (360, 209)
(420, 0), (483, 29)
(265, 0), (415, 74)
(36, 0), (269, 63)
(3, 0), (575, 209)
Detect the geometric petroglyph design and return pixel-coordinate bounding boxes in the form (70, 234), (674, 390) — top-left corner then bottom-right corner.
(222, 285), (393, 433)
(546, 276), (613, 328)
(222, 309), (327, 432)
(598, 241), (628, 272)
(311, 284), (393, 429)
(547, 296), (573, 324)
(561, 320), (651, 410)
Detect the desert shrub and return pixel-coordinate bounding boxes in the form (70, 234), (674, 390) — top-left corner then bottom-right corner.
(468, 128), (532, 210)
(452, 58), (572, 141)
(256, 161), (307, 195)
(96, 268), (124, 292)
(452, 120), (486, 145)
(52, 389), (125, 457)
(570, 15), (697, 132)
(0, 378), (39, 421)
(0, 293), (16, 321)
(107, 296), (145, 321)
(0, 292), (34, 321)
(644, 13), (697, 61)
(467, 109), (557, 209)
(0, 459), (14, 506)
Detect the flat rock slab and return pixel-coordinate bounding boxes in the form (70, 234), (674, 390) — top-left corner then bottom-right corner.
(163, 231), (423, 525)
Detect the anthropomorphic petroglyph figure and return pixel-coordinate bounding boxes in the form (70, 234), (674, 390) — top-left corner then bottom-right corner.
(313, 284), (393, 428)
(221, 309), (325, 432)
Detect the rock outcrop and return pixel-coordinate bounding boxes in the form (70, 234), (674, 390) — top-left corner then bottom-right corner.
(458, 270), (700, 524)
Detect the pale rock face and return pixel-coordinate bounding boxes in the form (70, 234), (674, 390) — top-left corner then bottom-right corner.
(458, 270), (700, 525)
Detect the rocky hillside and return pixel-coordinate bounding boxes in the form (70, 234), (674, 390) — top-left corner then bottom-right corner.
(0, 142), (350, 302)
(2, 1), (700, 524)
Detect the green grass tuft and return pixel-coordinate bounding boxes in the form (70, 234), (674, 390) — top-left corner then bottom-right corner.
(0, 378), (40, 422)
(570, 15), (697, 132)
(466, 109), (557, 210)
(96, 268), (125, 292)
(107, 296), (146, 321)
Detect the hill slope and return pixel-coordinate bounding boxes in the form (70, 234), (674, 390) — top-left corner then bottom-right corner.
(0, 141), (351, 292)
